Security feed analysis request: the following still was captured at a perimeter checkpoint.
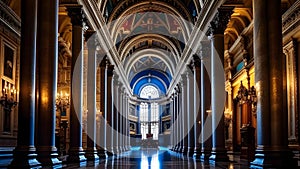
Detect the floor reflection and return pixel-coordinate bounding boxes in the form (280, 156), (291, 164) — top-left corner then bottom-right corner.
(72, 147), (249, 169)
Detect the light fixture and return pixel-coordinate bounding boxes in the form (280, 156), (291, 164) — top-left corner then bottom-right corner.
(56, 91), (70, 116)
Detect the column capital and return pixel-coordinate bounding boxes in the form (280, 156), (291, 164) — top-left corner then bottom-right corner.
(199, 40), (211, 60)
(192, 55), (201, 68)
(208, 7), (233, 35)
(180, 74), (187, 86)
(67, 5), (85, 27)
(113, 71), (119, 81)
(85, 30), (98, 49)
(185, 70), (193, 78)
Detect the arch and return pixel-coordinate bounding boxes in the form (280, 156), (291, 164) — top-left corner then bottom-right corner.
(108, 4), (192, 43)
(124, 48), (176, 78)
(119, 34), (181, 62)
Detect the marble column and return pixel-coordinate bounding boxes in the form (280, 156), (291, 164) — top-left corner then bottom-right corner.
(9, 0), (41, 167)
(209, 8), (232, 162)
(67, 5), (87, 163)
(119, 86), (124, 152)
(200, 41), (212, 161)
(172, 92), (177, 151)
(193, 55), (202, 158)
(170, 95), (174, 150)
(250, 0), (296, 167)
(125, 94), (129, 151)
(126, 94), (131, 150)
(175, 87), (181, 152)
(106, 65), (114, 156)
(113, 80), (120, 154)
(121, 87), (126, 151)
(98, 57), (108, 157)
(187, 70), (195, 156)
(111, 72), (119, 155)
(106, 71), (116, 155)
(85, 31), (99, 161)
(35, 0), (61, 166)
(181, 75), (188, 155)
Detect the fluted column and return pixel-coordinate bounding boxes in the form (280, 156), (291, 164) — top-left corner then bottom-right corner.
(187, 70), (195, 156)
(200, 41), (212, 161)
(193, 55), (202, 158)
(35, 0), (61, 166)
(209, 8), (232, 162)
(250, 0), (296, 167)
(85, 31), (99, 161)
(110, 72), (119, 155)
(181, 75), (188, 154)
(9, 0), (40, 167)
(67, 5), (86, 163)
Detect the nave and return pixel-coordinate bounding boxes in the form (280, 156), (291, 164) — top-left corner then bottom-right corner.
(64, 147), (249, 169)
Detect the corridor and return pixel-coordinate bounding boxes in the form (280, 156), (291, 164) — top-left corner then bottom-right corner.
(65, 147), (249, 169)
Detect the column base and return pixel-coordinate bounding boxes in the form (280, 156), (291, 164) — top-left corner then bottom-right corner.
(177, 145), (183, 153)
(193, 147), (201, 158)
(67, 147), (87, 164)
(97, 147), (108, 158)
(250, 148), (297, 168)
(36, 146), (62, 167)
(85, 148), (99, 161)
(125, 145), (130, 151)
(9, 146), (41, 169)
(118, 146), (123, 153)
(105, 147), (114, 156)
(187, 147), (195, 157)
(113, 147), (119, 156)
(209, 148), (228, 162)
(181, 146), (188, 155)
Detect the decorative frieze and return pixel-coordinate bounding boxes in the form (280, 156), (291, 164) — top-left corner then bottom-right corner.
(282, 0), (300, 37)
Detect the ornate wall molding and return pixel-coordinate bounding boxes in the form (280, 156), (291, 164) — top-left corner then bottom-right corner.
(0, 0), (21, 37)
(282, 0), (300, 39)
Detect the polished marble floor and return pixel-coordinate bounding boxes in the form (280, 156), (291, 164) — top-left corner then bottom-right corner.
(64, 147), (250, 169)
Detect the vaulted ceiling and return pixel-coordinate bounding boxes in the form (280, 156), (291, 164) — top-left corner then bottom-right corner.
(4, 0), (298, 97)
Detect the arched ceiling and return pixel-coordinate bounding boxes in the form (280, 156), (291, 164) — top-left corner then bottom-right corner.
(102, 0), (196, 97)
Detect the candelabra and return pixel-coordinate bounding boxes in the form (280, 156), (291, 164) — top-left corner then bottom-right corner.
(56, 92), (69, 116)
(1, 85), (18, 132)
(236, 81), (257, 114)
(55, 92), (69, 156)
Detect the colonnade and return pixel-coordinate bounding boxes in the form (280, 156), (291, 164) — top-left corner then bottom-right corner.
(9, 4), (131, 168)
(8, 0), (297, 168)
(169, 2), (296, 167)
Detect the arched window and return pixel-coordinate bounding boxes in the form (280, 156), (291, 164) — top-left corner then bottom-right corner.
(139, 85), (160, 140)
(140, 85), (159, 99)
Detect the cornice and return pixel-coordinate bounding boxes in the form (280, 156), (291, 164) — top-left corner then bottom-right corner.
(0, 0), (21, 37)
(282, 0), (300, 41)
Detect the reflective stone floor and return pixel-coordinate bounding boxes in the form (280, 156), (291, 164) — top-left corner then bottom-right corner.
(65, 147), (250, 169)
